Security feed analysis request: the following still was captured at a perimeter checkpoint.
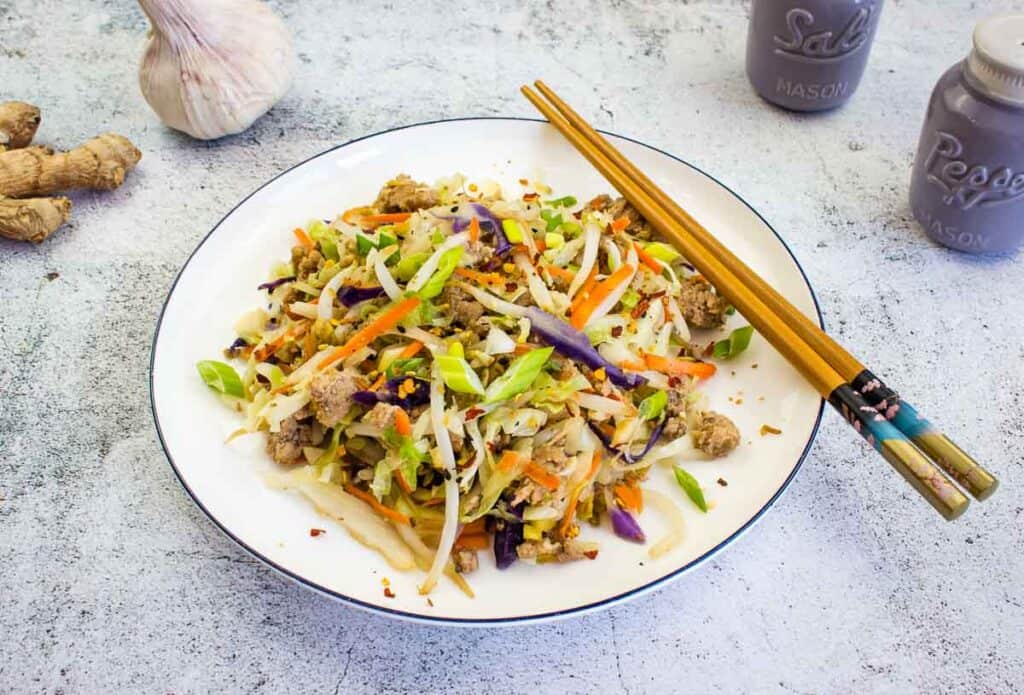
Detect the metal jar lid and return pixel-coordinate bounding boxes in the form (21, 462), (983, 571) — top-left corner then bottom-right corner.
(965, 13), (1024, 107)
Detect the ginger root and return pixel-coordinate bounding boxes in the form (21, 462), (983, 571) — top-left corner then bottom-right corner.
(0, 194), (72, 243)
(0, 101), (41, 150)
(0, 134), (142, 198)
(0, 101), (141, 244)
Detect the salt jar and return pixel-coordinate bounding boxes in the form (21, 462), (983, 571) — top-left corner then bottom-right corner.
(908, 13), (1024, 254)
(746, 0), (884, 112)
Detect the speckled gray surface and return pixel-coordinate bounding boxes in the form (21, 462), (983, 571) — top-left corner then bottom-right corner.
(1, 1), (1022, 693)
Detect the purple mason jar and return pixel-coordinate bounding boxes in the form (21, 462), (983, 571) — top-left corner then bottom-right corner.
(909, 14), (1024, 254)
(746, 0), (884, 112)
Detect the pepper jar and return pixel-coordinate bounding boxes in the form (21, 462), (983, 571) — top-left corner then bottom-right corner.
(908, 13), (1024, 254)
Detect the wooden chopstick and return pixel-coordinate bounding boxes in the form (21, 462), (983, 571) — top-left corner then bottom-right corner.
(531, 80), (997, 503)
(522, 83), (970, 520)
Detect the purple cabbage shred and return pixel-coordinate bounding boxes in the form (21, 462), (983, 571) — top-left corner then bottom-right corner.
(336, 285), (387, 307)
(610, 508), (646, 543)
(524, 307), (646, 389)
(257, 276), (296, 292)
(587, 419), (666, 465)
(351, 377), (430, 410)
(493, 503), (525, 569)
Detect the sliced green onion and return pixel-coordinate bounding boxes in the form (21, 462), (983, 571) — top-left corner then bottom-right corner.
(620, 288), (641, 309)
(484, 347), (554, 404)
(431, 230), (445, 245)
(196, 360), (244, 398)
(673, 465), (708, 512)
(501, 219), (524, 243)
(713, 325), (754, 360)
(560, 220), (582, 237)
(378, 230), (397, 249)
(308, 220), (339, 261)
(356, 234), (375, 256)
(544, 232), (565, 250)
(418, 246), (463, 300)
(638, 391), (668, 421)
(396, 252), (430, 281)
(436, 352), (485, 395)
(544, 195), (577, 208)
(386, 357), (425, 379)
(643, 242), (681, 263)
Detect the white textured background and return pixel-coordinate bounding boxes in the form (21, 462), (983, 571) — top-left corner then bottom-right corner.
(1, 1), (1022, 693)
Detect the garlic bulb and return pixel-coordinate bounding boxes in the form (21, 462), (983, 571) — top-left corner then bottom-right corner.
(138, 0), (295, 140)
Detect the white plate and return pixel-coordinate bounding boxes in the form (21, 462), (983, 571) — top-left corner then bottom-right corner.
(150, 118), (823, 626)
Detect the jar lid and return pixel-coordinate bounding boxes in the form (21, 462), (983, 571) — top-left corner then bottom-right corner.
(966, 13), (1024, 107)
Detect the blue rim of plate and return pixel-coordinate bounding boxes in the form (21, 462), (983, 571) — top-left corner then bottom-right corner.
(149, 116), (825, 627)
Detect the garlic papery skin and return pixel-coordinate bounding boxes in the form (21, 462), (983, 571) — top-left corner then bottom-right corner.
(138, 0), (295, 140)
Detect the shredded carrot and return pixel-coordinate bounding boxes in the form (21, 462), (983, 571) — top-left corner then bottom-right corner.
(524, 462), (560, 490)
(543, 262), (576, 282)
(461, 519), (487, 535)
(293, 227), (314, 250)
(569, 268), (599, 315)
(634, 243), (663, 273)
(513, 342), (538, 355)
(394, 409), (412, 436)
(534, 238), (547, 252)
(497, 450), (521, 473)
(422, 497), (445, 507)
(343, 484), (411, 525)
(618, 359), (647, 372)
(611, 216), (630, 233)
(468, 216), (480, 242)
(453, 533), (491, 551)
(454, 267), (504, 286)
(362, 212), (412, 227)
(395, 472), (413, 495)
(254, 325), (300, 362)
(570, 264), (635, 329)
(399, 340), (424, 359)
(341, 206), (372, 225)
(319, 297), (421, 371)
(369, 373), (387, 391)
(643, 353), (717, 379)
(560, 451), (602, 537)
(614, 483), (643, 513)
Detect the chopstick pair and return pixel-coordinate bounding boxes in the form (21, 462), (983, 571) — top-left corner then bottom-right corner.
(522, 80), (998, 520)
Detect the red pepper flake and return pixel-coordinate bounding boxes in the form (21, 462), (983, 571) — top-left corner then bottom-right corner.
(610, 325), (624, 338)
(751, 363), (759, 369)
(504, 282), (518, 293)
(465, 407), (484, 421)
(760, 424), (782, 436)
(702, 343), (715, 358)
(583, 550), (599, 560)
(384, 587), (396, 599)
(518, 178), (529, 186)
(717, 478), (728, 487)
(522, 192), (540, 202)
(667, 376), (681, 388)
(309, 528), (326, 537)
(631, 297), (652, 319)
